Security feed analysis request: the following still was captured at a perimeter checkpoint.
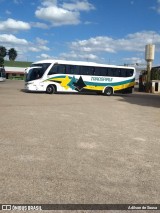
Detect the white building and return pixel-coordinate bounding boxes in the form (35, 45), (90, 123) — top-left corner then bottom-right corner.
(5, 66), (26, 79)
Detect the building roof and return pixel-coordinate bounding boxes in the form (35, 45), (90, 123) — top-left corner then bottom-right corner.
(5, 66), (26, 73)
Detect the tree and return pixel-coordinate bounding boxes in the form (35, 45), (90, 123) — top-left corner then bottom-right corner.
(0, 46), (7, 58)
(8, 48), (17, 61)
(0, 57), (4, 67)
(0, 46), (6, 66)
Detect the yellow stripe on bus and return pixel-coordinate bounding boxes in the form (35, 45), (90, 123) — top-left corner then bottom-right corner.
(113, 82), (135, 91)
(84, 82), (135, 92)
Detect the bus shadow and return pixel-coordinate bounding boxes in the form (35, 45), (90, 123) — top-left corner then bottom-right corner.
(20, 89), (100, 96)
(117, 92), (160, 108)
(56, 92), (101, 96)
(20, 89), (45, 94)
(20, 88), (160, 108)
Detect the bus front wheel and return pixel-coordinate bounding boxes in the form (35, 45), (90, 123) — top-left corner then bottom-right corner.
(46, 85), (56, 94)
(104, 87), (113, 96)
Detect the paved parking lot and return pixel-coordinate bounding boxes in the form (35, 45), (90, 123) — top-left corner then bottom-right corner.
(0, 80), (160, 211)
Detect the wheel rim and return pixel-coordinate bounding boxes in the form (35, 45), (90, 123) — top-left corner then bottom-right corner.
(47, 86), (53, 93)
(105, 88), (112, 95)
(48, 87), (51, 92)
(107, 90), (111, 95)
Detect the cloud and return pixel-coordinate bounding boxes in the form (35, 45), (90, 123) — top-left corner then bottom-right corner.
(5, 10), (12, 15)
(0, 33), (50, 61)
(0, 18), (30, 32)
(29, 31), (158, 63)
(36, 37), (48, 45)
(70, 31), (160, 54)
(84, 21), (93, 25)
(0, 34), (28, 45)
(28, 46), (49, 52)
(28, 47), (40, 52)
(123, 57), (146, 65)
(0, 34), (29, 60)
(71, 36), (116, 53)
(41, 0), (57, 7)
(60, 51), (98, 61)
(30, 22), (49, 29)
(36, 53), (52, 59)
(151, 0), (160, 13)
(13, 0), (23, 4)
(35, 6), (80, 26)
(62, 0), (95, 11)
(28, 38), (50, 52)
(38, 45), (50, 51)
(59, 31), (159, 63)
(35, 0), (95, 26)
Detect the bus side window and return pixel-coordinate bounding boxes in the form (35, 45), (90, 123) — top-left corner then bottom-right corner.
(126, 69), (133, 77)
(80, 66), (93, 75)
(70, 65), (79, 75)
(94, 67), (101, 76)
(79, 66), (85, 75)
(88, 67), (94, 75)
(74, 65), (80, 74)
(57, 65), (66, 74)
(114, 68), (124, 77)
(115, 68), (121, 77)
(48, 65), (58, 75)
(66, 65), (70, 74)
(120, 69), (127, 77)
(100, 67), (108, 76)
(70, 65), (75, 74)
(130, 69), (134, 76)
(66, 65), (80, 75)
(107, 68), (114, 77)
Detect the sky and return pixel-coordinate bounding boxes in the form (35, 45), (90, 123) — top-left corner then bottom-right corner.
(0, 0), (160, 66)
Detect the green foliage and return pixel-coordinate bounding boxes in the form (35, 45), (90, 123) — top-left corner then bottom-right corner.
(0, 46), (7, 58)
(151, 67), (160, 80)
(0, 46), (18, 63)
(4, 60), (32, 67)
(0, 57), (4, 66)
(8, 48), (18, 61)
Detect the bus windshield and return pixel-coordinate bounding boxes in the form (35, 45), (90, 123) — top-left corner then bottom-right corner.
(25, 63), (51, 82)
(25, 67), (44, 82)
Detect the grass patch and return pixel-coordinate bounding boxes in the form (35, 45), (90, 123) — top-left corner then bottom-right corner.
(4, 60), (32, 67)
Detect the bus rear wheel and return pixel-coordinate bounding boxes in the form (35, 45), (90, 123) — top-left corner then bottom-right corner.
(46, 85), (56, 94)
(104, 87), (113, 96)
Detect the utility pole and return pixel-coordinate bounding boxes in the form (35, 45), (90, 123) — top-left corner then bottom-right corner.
(145, 44), (155, 92)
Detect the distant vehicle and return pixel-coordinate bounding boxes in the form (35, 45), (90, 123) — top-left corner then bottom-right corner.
(25, 60), (136, 96)
(0, 67), (6, 82)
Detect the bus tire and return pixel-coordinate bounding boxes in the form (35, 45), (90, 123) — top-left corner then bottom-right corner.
(104, 87), (113, 96)
(46, 85), (56, 94)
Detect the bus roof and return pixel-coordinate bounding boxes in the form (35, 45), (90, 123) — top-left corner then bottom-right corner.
(32, 59), (135, 70)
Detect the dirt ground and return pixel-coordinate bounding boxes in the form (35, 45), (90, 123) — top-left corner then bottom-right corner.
(0, 80), (160, 212)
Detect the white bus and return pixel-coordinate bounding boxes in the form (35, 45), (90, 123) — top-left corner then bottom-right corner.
(25, 60), (136, 96)
(0, 67), (6, 82)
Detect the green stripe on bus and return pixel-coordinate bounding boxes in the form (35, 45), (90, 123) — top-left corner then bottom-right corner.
(84, 78), (135, 86)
